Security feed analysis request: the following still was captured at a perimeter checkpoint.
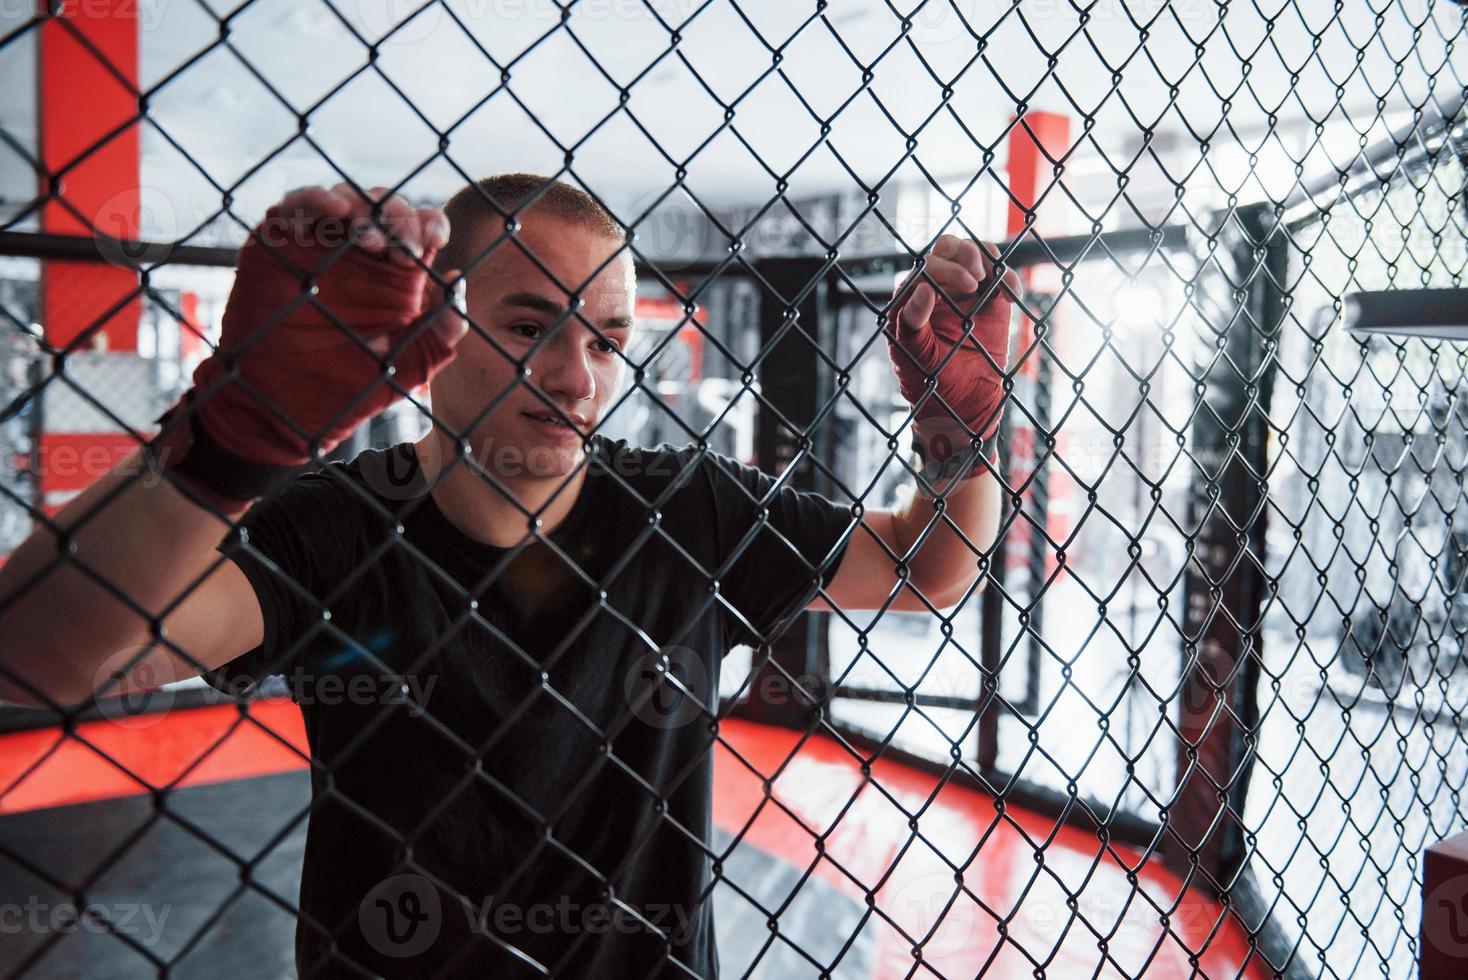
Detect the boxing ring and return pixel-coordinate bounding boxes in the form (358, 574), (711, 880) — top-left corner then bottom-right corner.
(2, 1), (1468, 977)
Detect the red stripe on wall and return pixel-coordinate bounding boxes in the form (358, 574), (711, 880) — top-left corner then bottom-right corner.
(1004, 112), (1075, 580)
(38, 0), (143, 353)
(179, 290), (206, 362)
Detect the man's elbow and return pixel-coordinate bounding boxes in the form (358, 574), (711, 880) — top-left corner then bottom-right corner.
(925, 571), (986, 610)
(0, 647), (94, 711)
(0, 679), (79, 711)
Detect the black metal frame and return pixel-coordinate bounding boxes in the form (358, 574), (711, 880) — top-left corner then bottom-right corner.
(790, 225), (1194, 849)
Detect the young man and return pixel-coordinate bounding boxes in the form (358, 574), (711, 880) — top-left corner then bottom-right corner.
(0, 175), (1014, 977)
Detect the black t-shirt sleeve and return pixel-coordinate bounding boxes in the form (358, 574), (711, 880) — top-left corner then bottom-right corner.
(204, 470), (361, 696)
(700, 451), (854, 648)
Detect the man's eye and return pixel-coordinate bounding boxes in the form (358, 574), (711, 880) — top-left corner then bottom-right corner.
(593, 338), (622, 353)
(510, 324), (542, 339)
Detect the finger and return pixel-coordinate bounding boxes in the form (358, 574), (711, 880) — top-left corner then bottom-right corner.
(949, 238), (984, 281)
(890, 268), (923, 311)
(932, 233), (963, 260)
(372, 193), (424, 267)
(268, 185), (351, 224)
(370, 270), (468, 358)
(974, 240), (1024, 299)
(898, 280), (936, 338)
(331, 182), (390, 253)
(920, 254), (981, 296)
(329, 182), (378, 223)
(1001, 267), (1023, 297)
(417, 206), (450, 255)
(419, 269), (469, 348)
(261, 187), (353, 254)
(346, 186), (420, 264)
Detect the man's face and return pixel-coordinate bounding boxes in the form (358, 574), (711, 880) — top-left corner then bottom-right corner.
(431, 213), (635, 483)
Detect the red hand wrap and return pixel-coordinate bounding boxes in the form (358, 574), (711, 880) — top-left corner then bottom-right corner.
(151, 227), (457, 515)
(885, 267), (1014, 477)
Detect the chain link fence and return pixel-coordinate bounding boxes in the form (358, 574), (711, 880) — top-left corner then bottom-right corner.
(2, 1), (1467, 977)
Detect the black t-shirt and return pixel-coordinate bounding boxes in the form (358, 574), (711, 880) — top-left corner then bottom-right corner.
(207, 435), (853, 979)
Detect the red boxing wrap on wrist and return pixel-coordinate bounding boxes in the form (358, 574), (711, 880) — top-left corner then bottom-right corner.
(884, 259), (1015, 478)
(151, 226), (459, 515)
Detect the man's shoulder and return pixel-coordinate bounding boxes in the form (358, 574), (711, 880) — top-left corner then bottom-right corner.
(602, 437), (778, 492)
(242, 447), (400, 534)
(590, 435), (734, 494)
(338, 441), (427, 507)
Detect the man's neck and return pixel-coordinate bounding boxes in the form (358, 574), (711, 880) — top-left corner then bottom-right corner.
(412, 432), (588, 548)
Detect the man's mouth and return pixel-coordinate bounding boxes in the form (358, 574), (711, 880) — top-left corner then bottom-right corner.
(521, 411), (586, 432)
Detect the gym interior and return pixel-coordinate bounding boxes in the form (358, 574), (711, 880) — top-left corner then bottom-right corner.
(2, 2), (1467, 978)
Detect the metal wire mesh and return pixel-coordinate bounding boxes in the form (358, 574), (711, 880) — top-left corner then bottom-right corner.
(1, 1), (1467, 978)
(0, 269), (40, 556)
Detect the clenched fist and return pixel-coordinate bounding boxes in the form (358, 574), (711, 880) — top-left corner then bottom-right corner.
(151, 183), (469, 516)
(884, 233), (1019, 481)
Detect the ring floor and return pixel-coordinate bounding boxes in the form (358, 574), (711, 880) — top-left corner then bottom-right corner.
(0, 700), (1260, 978)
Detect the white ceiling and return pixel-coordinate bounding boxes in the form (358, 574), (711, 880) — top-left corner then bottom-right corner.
(1, 0), (1463, 245)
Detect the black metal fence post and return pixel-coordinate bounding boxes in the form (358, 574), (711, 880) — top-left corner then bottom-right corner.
(735, 256), (835, 729)
(1167, 203), (1283, 888)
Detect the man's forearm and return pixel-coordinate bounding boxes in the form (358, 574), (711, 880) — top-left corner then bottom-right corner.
(0, 449), (233, 707)
(890, 463), (1002, 605)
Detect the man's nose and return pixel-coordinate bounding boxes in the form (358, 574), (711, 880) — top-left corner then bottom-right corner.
(531, 330), (596, 404)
